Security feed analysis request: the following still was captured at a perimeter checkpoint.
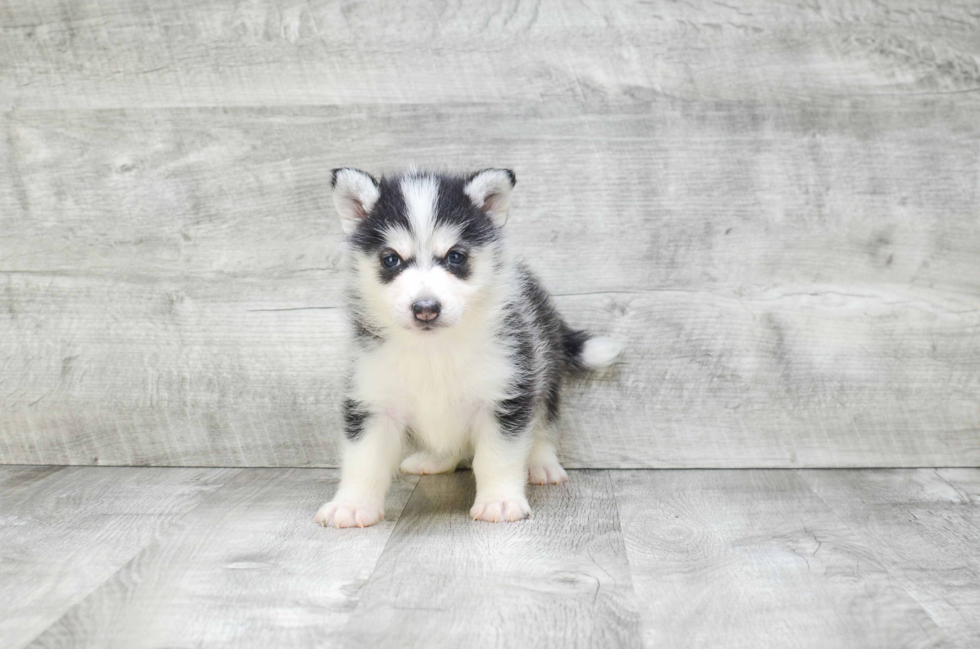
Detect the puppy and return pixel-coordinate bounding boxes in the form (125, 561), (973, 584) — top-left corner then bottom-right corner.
(314, 168), (622, 527)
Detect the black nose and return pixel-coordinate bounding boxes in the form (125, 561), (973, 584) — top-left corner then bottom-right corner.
(412, 299), (441, 323)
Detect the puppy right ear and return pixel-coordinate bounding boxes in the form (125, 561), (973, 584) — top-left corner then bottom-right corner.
(464, 168), (516, 228)
(331, 168), (380, 235)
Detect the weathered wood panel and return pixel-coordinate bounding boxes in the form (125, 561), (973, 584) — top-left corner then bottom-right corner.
(24, 470), (420, 648)
(612, 470), (951, 648)
(1, 100), (978, 467)
(4, 103), (980, 293)
(339, 471), (642, 648)
(799, 469), (980, 646)
(0, 466), (234, 649)
(1, 0), (978, 109)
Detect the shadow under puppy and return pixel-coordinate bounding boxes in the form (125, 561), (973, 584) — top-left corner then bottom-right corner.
(316, 168), (622, 527)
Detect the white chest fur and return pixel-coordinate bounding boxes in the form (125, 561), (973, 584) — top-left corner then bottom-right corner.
(351, 329), (513, 455)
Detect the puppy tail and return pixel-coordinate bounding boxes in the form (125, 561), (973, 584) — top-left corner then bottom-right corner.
(564, 329), (624, 371)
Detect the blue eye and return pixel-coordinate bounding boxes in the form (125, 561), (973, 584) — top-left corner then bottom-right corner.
(382, 253), (401, 268)
(447, 250), (466, 265)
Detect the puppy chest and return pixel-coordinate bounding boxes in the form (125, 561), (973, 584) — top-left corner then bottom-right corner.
(355, 344), (511, 437)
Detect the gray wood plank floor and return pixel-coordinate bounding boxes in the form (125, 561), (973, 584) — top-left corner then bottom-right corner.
(3, 466), (979, 649)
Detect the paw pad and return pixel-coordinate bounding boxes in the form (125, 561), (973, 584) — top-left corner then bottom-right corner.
(314, 501), (384, 529)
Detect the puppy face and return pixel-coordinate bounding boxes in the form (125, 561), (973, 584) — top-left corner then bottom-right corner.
(332, 168), (515, 334)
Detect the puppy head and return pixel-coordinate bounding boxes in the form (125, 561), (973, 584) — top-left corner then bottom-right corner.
(332, 168), (515, 334)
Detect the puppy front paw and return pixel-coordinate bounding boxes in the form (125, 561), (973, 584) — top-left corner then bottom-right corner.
(314, 501), (384, 529)
(528, 462), (568, 485)
(470, 497), (530, 523)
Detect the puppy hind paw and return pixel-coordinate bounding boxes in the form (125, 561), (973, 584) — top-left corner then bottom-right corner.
(314, 501), (384, 529)
(527, 463), (569, 485)
(399, 452), (458, 475)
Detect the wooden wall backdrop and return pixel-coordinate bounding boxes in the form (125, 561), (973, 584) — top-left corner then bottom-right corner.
(1, 0), (978, 468)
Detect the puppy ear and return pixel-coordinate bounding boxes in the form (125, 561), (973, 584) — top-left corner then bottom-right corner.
(332, 168), (380, 234)
(464, 168), (516, 227)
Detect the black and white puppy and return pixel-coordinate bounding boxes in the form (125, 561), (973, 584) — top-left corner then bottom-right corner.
(315, 168), (622, 527)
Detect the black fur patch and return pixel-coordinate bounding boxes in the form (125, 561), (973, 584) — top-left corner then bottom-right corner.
(561, 327), (590, 371)
(545, 377), (562, 423)
(349, 172), (501, 284)
(342, 399), (370, 441)
(435, 249), (471, 280)
(377, 251), (413, 284)
(495, 387), (535, 437)
(435, 175), (499, 249)
(349, 177), (409, 253)
(494, 311), (536, 436)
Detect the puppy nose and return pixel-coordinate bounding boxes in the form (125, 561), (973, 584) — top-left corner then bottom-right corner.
(412, 299), (441, 322)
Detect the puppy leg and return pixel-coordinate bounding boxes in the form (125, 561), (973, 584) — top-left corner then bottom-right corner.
(469, 409), (532, 523)
(314, 414), (402, 529)
(527, 434), (568, 485)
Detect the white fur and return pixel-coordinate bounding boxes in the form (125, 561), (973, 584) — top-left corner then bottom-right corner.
(353, 231), (486, 333)
(464, 169), (514, 227)
(332, 169), (379, 235)
(317, 170), (621, 529)
(400, 451), (459, 475)
(431, 224), (462, 258)
(527, 437), (568, 485)
(580, 336), (624, 369)
(314, 414), (402, 528)
(321, 236), (531, 527)
(383, 227), (414, 260)
(319, 266), (532, 527)
(400, 174), (438, 244)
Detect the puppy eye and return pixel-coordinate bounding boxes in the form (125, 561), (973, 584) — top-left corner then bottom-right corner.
(447, 250), (466, 265)
(382, 253), (401, 269)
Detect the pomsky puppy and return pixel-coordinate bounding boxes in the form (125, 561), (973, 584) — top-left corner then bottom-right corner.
(315, 167), (622, 527)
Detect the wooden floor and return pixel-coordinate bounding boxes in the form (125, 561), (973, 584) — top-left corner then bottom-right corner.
(2, 466), (978, 648)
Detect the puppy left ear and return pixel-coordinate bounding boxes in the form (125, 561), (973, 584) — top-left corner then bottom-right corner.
(464, 168), (516, 227)
(332, 167), (380, 235)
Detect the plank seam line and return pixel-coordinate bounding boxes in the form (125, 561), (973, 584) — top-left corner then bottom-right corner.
(932, 468), (974, 503)
(334, 474), (423, 637)
(790, 469), (952, 640)
(245, 306), (339, 312)
(374, 474), (421, 562)
(601, 470), (647, 647)
(16, 467), (244, 649)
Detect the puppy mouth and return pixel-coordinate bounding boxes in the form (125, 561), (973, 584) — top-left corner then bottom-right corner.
(405, 315), (452, 332)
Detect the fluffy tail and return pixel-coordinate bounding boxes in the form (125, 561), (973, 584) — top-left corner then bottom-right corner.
(563, 329), (624, 371)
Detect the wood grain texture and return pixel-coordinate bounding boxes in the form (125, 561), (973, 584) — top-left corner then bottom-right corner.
(24, 469), (419, 649)
(0, 465), (234, 649)
(0, 464), (64, 498)
(799, 469), (980, 647)
(612, 470), (951, 649)
(1, 0), (978, 109)
(940, 468), (980, 501)
(339, 470), (643, 649)
(2, 98), (978, 468)
(4, 468), (980, 647)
